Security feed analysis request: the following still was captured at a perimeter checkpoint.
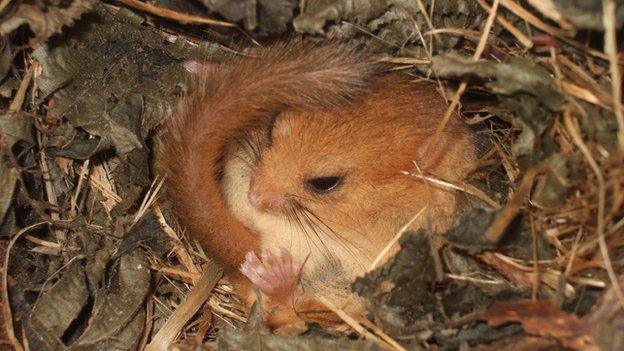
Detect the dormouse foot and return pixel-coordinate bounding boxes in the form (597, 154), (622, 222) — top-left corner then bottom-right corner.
(239, 248), (303, 305)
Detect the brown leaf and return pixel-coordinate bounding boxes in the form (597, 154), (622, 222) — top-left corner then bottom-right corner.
(0, 0), (93, 45)
(451, 300), (599, 351)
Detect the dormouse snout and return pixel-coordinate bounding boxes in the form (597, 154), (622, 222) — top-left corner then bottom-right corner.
(248, 180), (286, 213)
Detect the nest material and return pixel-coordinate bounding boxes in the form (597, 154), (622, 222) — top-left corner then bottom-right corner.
(0, 0), (623, 350)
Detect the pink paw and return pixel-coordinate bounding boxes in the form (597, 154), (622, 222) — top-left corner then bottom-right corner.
(239, 248), (303, 304)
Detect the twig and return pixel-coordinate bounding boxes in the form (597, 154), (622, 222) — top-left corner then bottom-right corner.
(116, 0), (234, 27)
(445, 273), (505, 286)
(475, 0), (533, 49)
(131, 176), (164, 227)
(498, 0), (572, 38)
(139, 293), (154, 351)
(0, 0), (12, 15)
(153, 205), (200, 277)
(316, 296), (404, 351)
(526, 0), (573, 31)
(69, 158), (90, 218)
(563, 107), (624, 308)
(367, 207), (427, 272)
(414, 0), (439, 53)
(6, 64), (34, 114)
(485, 162), (549, 243)
(37, 133), (65, 243)
(379, 57), (430, 65)
(357, 317), (410, 351)
(145, 263), (222, 351)
(402, 171), (502, 209)
(530, 216), (539, 300)
(425, 0), (500, 156)
(2, 222), (48, 351)
(499, 0), (609, 60)
(556, 51), (614, 107)
(602, 0), (624, 150)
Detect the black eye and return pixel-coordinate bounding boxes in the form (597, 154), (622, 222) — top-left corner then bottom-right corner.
(305, 176), (343, 194)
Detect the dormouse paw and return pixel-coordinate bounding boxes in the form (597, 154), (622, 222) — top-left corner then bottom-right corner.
(239, 248), (302, 305)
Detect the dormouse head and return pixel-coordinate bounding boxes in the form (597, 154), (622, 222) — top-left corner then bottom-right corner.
(243, 108), (445, 235)
(246, 111), (350, 214)
(239, 78), (477, 237)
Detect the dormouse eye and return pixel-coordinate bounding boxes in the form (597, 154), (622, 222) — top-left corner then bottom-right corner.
(305, 176), (343, 194)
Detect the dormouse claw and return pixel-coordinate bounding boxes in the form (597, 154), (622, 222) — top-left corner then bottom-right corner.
(240, 248), (303, 305)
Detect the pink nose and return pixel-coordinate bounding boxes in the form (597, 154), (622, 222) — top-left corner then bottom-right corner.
(248, 190), (267, 211)
(248, 186), (281, 213)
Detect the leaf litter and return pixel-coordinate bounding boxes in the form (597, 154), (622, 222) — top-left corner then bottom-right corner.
(0, 0), (623, 350)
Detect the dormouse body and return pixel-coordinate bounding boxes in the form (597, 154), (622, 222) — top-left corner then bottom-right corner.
(158, 43), (476, 326)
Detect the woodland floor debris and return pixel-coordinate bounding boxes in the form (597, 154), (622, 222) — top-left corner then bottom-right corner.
(1, 0), (623, 350)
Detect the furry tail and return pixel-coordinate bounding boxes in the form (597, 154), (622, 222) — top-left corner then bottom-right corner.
(158, 43), (379, 269)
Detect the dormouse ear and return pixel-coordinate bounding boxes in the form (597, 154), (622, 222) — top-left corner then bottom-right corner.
(183, 60), (217, 75)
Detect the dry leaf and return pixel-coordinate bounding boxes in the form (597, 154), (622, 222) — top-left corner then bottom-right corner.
(0, 0), (94, 45)
(455, 300), (599, 351)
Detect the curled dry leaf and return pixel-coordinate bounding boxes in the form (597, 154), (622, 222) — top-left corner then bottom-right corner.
(25, 250), (150, 350)
(293, 0), (388, 35)
(432, 52), (565, 164)
(0, 0), (94, 45)
(528, 0), (624, 30)
(27, 263), (89, 350)
(71, 250), (150, 350)
(449, 299), (599, 351)
(199, 0), (298, 33)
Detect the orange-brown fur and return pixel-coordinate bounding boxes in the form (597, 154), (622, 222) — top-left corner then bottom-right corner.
(158, 43), (476, 327)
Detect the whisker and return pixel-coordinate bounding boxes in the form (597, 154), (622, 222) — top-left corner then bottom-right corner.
(301, 205), (368, 269)
(289, 193), (371, 241)
(286, 203), (315, 261)
(297, 204), (339, 267)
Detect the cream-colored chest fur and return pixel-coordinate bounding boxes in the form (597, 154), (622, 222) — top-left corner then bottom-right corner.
(220, 146), (380, 302)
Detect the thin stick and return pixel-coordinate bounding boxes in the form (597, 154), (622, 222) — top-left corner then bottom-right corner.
(414, 0), (435, 34)
(357, 317), (410, 351)
(475, 0), (533, 49)
(414, 0), (440, 52)
(426, 0), (500, 155)
(153, 205), (200, 276)
(144, 263), (222, 351)
(70, 159), (90, 218)
(116, 0), (234, 27)
(530, 216), (539, 300)
(403, 172), (501, 209)
(138, 293), (154, 351)
(367, 207), (427, 272)
(0, 0), (11, 14)
(131, 177), (164, 227)
(316, 296), (402, 351)
(526, 0), (573, 30)
(499, 0), (571, 38)
(445, 273), (505, 286)
(6, 64), (34, 114)
(499, 0), (609, 60)
(602, 0), (624, 150)
(37, 132), (66, 243)
(485, 162), (549, 243)
(2, 222), (48, 351)
(563, 107), (624, 308)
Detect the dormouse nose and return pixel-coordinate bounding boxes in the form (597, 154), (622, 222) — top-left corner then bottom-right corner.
(248, 181), (283, 213)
